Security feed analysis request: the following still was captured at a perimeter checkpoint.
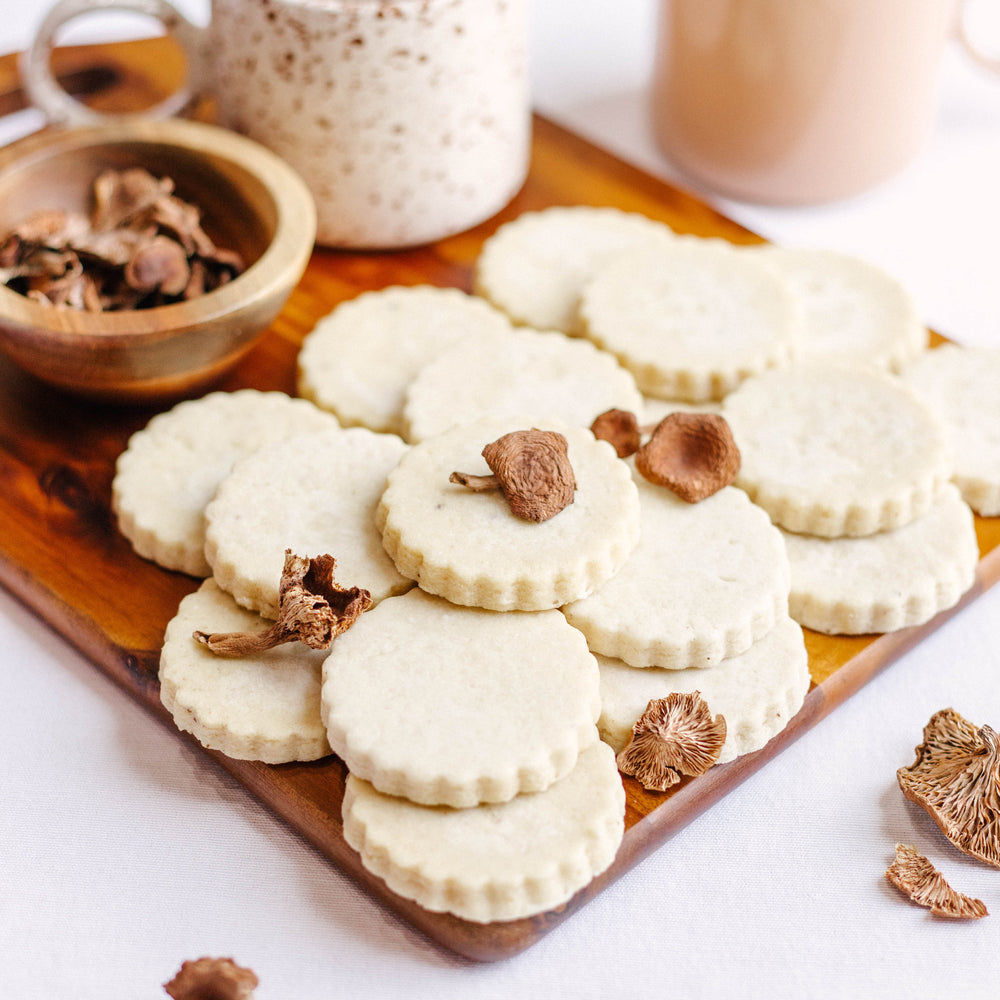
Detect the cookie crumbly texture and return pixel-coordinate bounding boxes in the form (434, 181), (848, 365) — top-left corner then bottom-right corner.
(112, 390), (340, 577)
(782, 483), (979, 635)
(745, 246), (927, 371)
(563, 480), (790, 669)
(900, 343), (1000, 515)
(296, 285), (514, 436)
(722, 364), (950, 537)
(342, 740), (624, 923)
(402, 326), (644, 442)
(473, 205), (676, 332)
(597, 614), (810, 762)
(376, 415), (641, 611)
(322, 588), (601, 807)
(159, 579), (330, 763)
(576, 239), (801, 402)
(205, 426), (412, 618)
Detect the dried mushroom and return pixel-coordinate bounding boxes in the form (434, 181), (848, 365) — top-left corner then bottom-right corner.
(163, 956), (258, 1000)
(635, 412), (741, 503)
(194, 550), (372, 656)
(616, 691), (727, 792)
(591, 408), (641, 458)
(450, 428), (576, 522)
(885, 843), (988, 919)
(896, 708), (1000, 868)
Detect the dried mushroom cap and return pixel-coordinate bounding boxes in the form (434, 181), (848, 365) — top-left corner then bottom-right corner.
(897, 708), (1000, 869)
(635, 411), (741, 503)
(163, 956), (258, 1000)
(194, 550), (373, 656)
(616, 691), (726, 792)
(125, 234), (191, 296)
(885, 843), (988, 919)
(591, 408), (641, 458)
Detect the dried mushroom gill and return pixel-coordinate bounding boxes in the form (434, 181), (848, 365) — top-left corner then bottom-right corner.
(0, 167), (245, 311)
(163, 956), (258, 1000)
(885, 843), (988, 919)
(897, 708), (1000, 869)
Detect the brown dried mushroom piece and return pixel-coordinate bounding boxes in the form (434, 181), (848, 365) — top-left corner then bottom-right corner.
(163, 956), (258, 1000)
(897, 708), (1000, 869)
(635, 411), (741, 503)
(616, 691), (727, 792)
(885, 843), (988, 919)
(450, 428), (577, 523)
(194, 550), (373, 657)
(590, 407), (641, 458)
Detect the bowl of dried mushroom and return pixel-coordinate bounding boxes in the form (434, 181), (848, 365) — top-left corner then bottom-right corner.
(0, 116), (316, 402)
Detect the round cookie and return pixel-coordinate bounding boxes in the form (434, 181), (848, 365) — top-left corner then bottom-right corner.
(402, 326), (643, 442)
(722, 364), (950, 537)
(296, 285), (514, 436)
(562, 480), (790, 669)
(473, 205), (676, 332)
(596, 614), (810, 763)
(112, 390), (340, 577)
(322, 588), (601, 808)
(900, 343), (1000, 515)
(159, 579), (330, 764)
(782, 483), (979, 635)
(341, 740), (625, 923)
(576, 239), (801, 402)
(376, 415), (641, 611)
(205, 426), (413, 618)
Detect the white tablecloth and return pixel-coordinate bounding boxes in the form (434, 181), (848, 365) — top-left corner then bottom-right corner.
(2, 3), (999, 997)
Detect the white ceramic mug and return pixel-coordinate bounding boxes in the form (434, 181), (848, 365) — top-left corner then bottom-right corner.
(652, 0), (999, 205)
(24, 0), (532, 248)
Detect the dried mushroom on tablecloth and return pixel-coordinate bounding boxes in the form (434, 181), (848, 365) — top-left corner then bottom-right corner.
(163, 956), (258, 1000)
(885, 843), (988, 919)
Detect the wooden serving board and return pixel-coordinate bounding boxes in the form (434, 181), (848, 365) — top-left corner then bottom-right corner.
(2, 38), (999, 962)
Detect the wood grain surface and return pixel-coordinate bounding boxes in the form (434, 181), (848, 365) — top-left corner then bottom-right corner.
(1, 37), (998, 962)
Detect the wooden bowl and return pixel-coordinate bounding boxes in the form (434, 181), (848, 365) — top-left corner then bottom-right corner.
(0, 117), (316, 402)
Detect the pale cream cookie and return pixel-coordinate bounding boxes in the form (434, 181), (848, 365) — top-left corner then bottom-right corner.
(900, 343), (1000, 516)
(473, 205), (676, 332)
(296, 285), (514, 436)
(205, 426), (412, 618)
(722, 364), (950, 537)
(376, 415), (641, 611)
(112, 390), (340, 577)
(782, 483), (979, 635)
(159, 579), (330, 764)
(322, 588), (601, 808)
(596, 613), (810, 763)
(402, 326), (643, 442)
(341, 740), (624, 923)
(576, 239), (801, 402)
(562, 480), (790, 669)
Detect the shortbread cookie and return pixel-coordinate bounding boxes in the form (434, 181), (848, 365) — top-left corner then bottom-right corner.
(722, 364), (950, 537)
(900, 344), (1000, 515)
(782, 483), (978, 635)
(322, 588), (601, 807)
(746, 246), (927, 371)
(342, 740), (624, 923)
(113, 390), (339, 577)
(473, 205), (676, 332)
(205, 426), (412, 618)
(562, 481), (790, 669)
(402, 326), (643, 442)
(577, 239), (800, 401)
(641, 397), (722, 425)
(159, 579), (330, 763)
(597, 614), (810, 762)
(296, 285), (514, 436)
(376, 416), (641, 610)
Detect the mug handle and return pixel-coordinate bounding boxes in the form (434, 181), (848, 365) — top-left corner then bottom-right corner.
(20, 0), (210, 125)
(956, 0), (1000, 75)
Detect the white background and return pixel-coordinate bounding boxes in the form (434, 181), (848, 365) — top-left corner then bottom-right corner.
(1, 1), (999, 998)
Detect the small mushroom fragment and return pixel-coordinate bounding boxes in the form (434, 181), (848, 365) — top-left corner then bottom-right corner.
(634, 412), (741, 503)
(163, 956), (258, 1000)
(450, 428), (577, 523)
(885, 843), (988, 919)
(616, 691), (727, 792)
(591, 408), (641, 458)
(194, 550), (372, 656)
(896, 708), (1000, 869)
